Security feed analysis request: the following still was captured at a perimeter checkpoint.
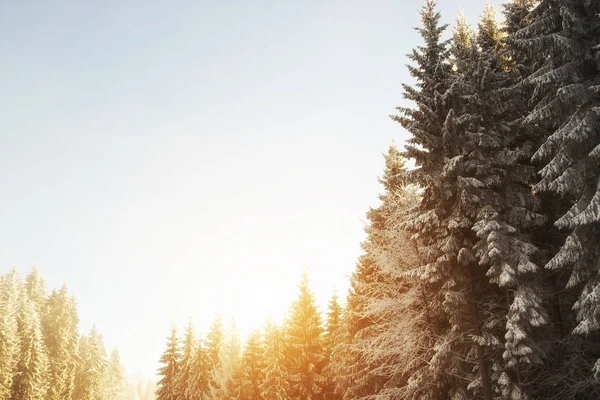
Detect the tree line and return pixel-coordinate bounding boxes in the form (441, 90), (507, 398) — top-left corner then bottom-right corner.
(161, 0), (600, 398)
(0, 267), (137, 400)
(156, 272), (338, 400)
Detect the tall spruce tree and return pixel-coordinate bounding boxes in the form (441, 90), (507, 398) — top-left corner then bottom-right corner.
(24, 266), (47, 314)
(206, 316), (224, 398)
(43, 285), (80, 400)
(104, 348), (128, 400)
(337, 146), (410, 399)
(259, 321), (289, 400)
(506, 0), (600, 396)
(73, 327), (108, 400)
(0, 269), (21, 400)
(12, 295), (49, 400)
(518, 0), (600, 340)
(174, 319), (195, 400)
(322, 293), (342, 400)
(156, 325), (181, 400)
(402, 3), (549, 397)
(189, 341), (211, 399)
(219, 320), (243, 399)
(394, 0), (523, 397)
(239, 331), (265, 400)
(284, 271), (325, 400)
(353, 153), (425, 399)
(392, 1), (465, 397)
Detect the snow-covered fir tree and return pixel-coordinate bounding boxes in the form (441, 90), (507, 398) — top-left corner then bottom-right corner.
(43, 285), (80, 400)
(174, 319), (196, 400)
(0, 268), (21, 400)
(24, 266), (47, 315)
(354, 150), (428, 400)
(284, 271), (325, 400)
(74, 326), (109, 400)
(259, 320), (289, 400)
(104, 348), (129, 400)
(205, 316), (224, 398)
(336, 144), (409, 398)
(188, 341), (211, 399)
(518, 0), (600, 340)
(12, 294), (49, 400)
(393, 1), (468, 397)
(321, 293), (342, 400)
(210, 318), (243, 399)
(156, 325), (181, 400)
(239, 330), (265, 400)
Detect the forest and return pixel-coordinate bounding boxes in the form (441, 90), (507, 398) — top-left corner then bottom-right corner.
(0, 267), (155, 400)
(155, 0), (600, 399)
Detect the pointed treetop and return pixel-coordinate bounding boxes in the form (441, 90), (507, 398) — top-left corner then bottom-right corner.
(416, 0), (449, 64)
(110, 347), (121, 360)
(501, 0), (537, 35)
(450, 10), (477, 71)
(326, 293), (342, 334)
(478, 1), (502, 50)
(419, 0), (446, 37)
(454, 11), (475, 49)
(380, 143), (409, 194)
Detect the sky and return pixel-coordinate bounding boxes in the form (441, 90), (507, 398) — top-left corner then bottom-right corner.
(0, 0), (503, 380)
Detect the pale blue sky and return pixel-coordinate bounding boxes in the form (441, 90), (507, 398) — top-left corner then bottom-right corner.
(0, 0), (502, 379)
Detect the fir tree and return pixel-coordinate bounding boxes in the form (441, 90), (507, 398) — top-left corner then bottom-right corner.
(0, 269), (21, 400)
(321, 293), (342, 400)
(450, 5), (551, 398)
(239, 330), (265, 400)
(337, 147), (413, 399)
(43, 285), (80, 400)
(156, 325), (181, 400)
(284, 271), (325, 400)
(189, 341), (211, 400)
(104, 348), (128, 400)
(205, 316), (224, 398)
(24, 266), (47, 314)
(219, 320), (243, 399)
(73, 326), (108, 400)
(174, 319), (195, 399)
(12, 295), (49, 400)
(507, 0), (600, 396)
(259, 321), (289, 400)
(517, 0), (600, 339)
(395, 0), (502, 397)
(358, 179), (426, 399)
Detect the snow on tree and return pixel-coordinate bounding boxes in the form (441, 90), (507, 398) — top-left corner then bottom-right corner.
(392, 0), (475, 397)
(259, 320), (289, 400)
(43, 285), (80, 400)
(516, 0), (600, 338)
(358, 180), (429, 399)
(12, 294), (49, 400)
(238, 330), (265, 400)
(156, 325), (181, 400)
(73, 326), (108, 400)
(104, 348), (129, 400)
(188, 340), (211, 399)
(174, 319), (195, 399)
(394, 0), (546, 397)
(24, 266), (47, 314)
(283, 271), (325, 400)
(209, 318), (242, 399)
(321, 293), (342, 400)
(0, 268), (21, 400)
(205, 316), (224, 398)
